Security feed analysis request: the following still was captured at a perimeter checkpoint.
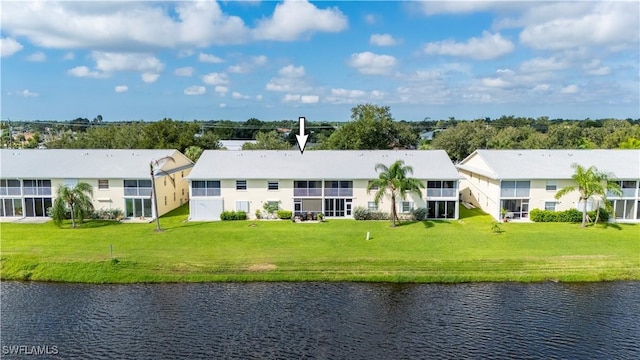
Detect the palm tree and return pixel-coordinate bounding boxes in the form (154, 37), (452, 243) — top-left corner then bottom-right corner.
(367, 160), (425, 227)
(555, 164), (621, 227)
(51, 182), (94, 228)
(150, 156), (175, 232)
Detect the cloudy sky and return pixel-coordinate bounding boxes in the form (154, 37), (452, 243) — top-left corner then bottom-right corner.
(2, 0), (638, 122)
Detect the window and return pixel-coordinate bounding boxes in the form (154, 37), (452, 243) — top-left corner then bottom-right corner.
(294, 180), (322, 196)
(23, 180), (52, 196)
(400, 201), (413, 213)
(98, 179), (109, 190)
(236, 200), (250, 213)
(501, 181), (530, 198)
(164, 196), (167, 206)
(191, 181), (220, 196)
(236, 180), (247, 190)
(546, 181), (557, 191)
(268, 181), (279, 191)
(427, 180), (456, 197)
(0, 179), (21, 195)
(544, 201), (557, 211)
(324, 180), (353, 196)
(368, 201), (377, 211)
(124, 179), (152, 196)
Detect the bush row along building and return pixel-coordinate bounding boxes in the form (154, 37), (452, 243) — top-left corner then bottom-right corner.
(1, 149), (638, 222)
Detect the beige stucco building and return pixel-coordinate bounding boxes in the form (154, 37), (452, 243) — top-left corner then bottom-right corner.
(0, 149), (193, 219)
(186, 150), (462, 221)
(456, 149), (640, 222)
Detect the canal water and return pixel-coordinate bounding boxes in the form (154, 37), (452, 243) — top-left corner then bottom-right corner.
(1, 281), (639, 359)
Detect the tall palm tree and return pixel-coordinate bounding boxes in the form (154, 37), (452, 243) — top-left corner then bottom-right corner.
(555, 164), (621, 227)
(51, 182), (94, 228)
(150, 156), (175, 232)
(367, 160), (425, 227)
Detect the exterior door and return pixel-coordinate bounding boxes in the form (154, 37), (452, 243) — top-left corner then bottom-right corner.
(346, 199), (352, 217)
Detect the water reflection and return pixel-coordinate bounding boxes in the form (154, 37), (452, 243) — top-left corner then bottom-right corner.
(2, 282), (639, 359)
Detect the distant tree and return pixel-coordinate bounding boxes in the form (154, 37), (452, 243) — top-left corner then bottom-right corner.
(431, 121), (496, 161)
(555, 164), (621, 227)
(242, 130), (290, 150)
(194, 131), (221, 150)
(51, 182), (94, 228)
(367, 160), (425, 227)
(619, 137), (640, 149)
(184, 146), (204, 162)
(323, 104), (415, 150)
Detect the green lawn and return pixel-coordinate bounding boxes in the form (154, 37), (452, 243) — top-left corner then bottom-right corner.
(1, 206), (638, 283)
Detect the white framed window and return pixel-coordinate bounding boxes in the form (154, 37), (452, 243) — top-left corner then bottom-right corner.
(267, 180), (279, 191)
(98, 179), (109, 190)
(236, 200), (250, 213)
(400, 201), (413, 213)
(236, 180), (247, 191)
(544, 201), (557, 211)
(368, 201), (377, 211)
(546, 181), (557, 191)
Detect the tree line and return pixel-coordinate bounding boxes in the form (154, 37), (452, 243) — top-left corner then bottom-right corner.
(3, 104), (639, 161)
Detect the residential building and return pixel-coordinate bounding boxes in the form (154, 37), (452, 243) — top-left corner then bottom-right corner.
(186, 150), (461, 221)
(456, 149), (640, 222)
(0, 149), (194, 219)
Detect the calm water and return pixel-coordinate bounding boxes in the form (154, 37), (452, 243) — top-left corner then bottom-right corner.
(1, 281), (639, 359)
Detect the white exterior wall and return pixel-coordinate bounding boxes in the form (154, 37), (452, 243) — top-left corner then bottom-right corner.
(459, 171), (501, 220)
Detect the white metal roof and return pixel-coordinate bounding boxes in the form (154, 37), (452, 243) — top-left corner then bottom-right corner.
(187, 150), (462, 180)
(0, 149), (193, 179)
(457, 149), (640, 180)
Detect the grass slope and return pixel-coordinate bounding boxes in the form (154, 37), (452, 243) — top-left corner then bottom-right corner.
(1, 206), (638, 283)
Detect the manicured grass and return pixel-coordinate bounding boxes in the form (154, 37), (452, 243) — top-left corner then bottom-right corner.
(1, 206), (638, 283)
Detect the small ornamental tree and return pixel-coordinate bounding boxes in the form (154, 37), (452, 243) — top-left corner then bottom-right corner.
(51, 182), (94, 228)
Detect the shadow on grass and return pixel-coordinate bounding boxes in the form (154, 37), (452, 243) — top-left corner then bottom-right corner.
(75, 220), (121, 229)
(601, 222), (623, 230)
(459, 207), (488, 219)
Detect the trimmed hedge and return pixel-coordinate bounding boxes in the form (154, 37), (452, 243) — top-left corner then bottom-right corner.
(353, 207), (390, 220)
(277, 210), (293, 220)
(530, 208), (609, 223)
(220, 211), (247, 221)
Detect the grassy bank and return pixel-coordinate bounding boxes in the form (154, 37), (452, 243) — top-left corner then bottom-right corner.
(1, 206), (638, 283)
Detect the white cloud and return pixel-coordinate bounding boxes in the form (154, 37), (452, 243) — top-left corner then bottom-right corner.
(256, 94), (263, 101)
(175, 66), (194, 77)
(278, 64), (305, 78)
(0, 1), (250, 51)
(227, 64), (248, 74)
(370, 33), (398, 46)
(198, 52), (224, 63)
(482, 77), (511, 88)
(252, 55), (268, 66)
(282, 94), (319, 104)
(141, 73), (160, 83)
(203, 72), (229, 86)
(586, 66), (611, 76)
(364, 14), (377, 25)
(115, 85), (128, 93)
(18, 89), (39, 98)
(219, 103), (227, 108)
(520, 57), (570, 72)
(184, 85), (206, 95)
(266, 65), (310, 92)
(214, 85), (228, 95)
(518, 2), (639, 51)
(561, 84), (579, 94)
(348, 52), (396, 75)
(532, 84), (550, 92)
(424, 31), (514, 60)
(67, 66), (108, 79)
(1, 37), (23, 57)
(63, 52), (75, 61)
(26, 51), (46, 62)
(93, 52), (164, 73)
(254, 0), (348, 41)
(231, 91), (250, 100)
(325, 88), (384, 104)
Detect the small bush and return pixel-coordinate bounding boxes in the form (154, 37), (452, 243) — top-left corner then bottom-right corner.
(353, 207), (390, 220)
(531, 207), (609, 223)
(411, 207), (428, 221)
(277, 210), (292, 220)
(220, 211), (247, 221)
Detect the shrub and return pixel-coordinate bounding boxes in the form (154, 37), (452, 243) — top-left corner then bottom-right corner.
(220, 211), (247, 221)
(353, 206), (390, 220)
(316, 213), (324, 221)
(255, 209), (262, 219)
(277, 210), (292, 220)
(531, 207), (609, 223)
(411, 207), (428, 221)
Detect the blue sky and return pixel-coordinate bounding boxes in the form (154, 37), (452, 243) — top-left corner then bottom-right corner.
(2, 0), (639, 122)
